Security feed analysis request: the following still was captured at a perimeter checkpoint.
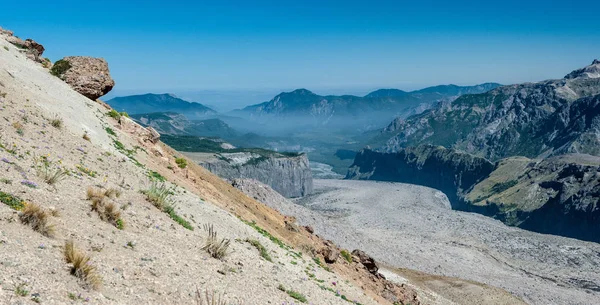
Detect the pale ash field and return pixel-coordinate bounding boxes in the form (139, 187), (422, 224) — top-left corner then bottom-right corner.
(293, 180), (600, 305)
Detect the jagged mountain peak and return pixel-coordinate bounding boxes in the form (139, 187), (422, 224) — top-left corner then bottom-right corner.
(565, 59), (600, 79)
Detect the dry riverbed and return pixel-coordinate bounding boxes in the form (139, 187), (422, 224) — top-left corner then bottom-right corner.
(288, 179), (600, 305)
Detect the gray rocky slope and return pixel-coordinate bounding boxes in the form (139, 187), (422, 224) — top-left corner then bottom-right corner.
(185, 151), (313, 198)
(232, 178), (600, 305)
(380, 60), (600, 161)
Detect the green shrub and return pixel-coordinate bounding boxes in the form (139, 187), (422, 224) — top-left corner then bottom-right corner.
(50, 59), (71, 77)
(340, 249), (352, 263)
(107, 109), (121, 120)
(175, 157), (187, 169)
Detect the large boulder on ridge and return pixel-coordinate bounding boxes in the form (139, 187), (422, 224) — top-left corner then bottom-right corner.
(51, 56), (115, 100)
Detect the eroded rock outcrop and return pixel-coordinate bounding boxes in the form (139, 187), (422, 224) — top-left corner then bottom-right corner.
(52, 56), (115, 100)
(202, 152), (313, 198)
(0, 26), (49, 66)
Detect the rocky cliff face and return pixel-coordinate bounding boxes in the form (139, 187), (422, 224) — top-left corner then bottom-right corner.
(466, 154), (600, 242)
(347, 146), (495, 206)
(348, 147), (600, 242)
(197, 152), (313, 198)
(380, 60), (600, 161)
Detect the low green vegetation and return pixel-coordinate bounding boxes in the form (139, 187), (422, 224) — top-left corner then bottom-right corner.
(142, 183), (192, 230)
(50, 59), (71, 77)
(0, 191), (26, 210)
(161, 135), (302, 159)
(491, 180), (518, 193)
(164, 204), (193, 230)
(247, 239), (272, 262)
(105, 127), (116, 136)
(286, 290), (307, 303)
(175, 157), (187, 169)
(147, 170), (166, 182)
(340, 249), (352, 263)
(107, 109), (121, 120)
(241, 219), (290, 250)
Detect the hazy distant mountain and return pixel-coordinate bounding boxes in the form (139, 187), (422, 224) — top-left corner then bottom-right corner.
(379, 60), (600, 161)
(234, 84), (501, 129)
(106, 93), (216, 119)
(130, 112), (237, 138)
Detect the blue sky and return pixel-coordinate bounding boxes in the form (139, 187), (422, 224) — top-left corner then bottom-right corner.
(2, 0), (599, 95)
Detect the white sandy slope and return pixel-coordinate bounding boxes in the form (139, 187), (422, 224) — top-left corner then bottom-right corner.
(0, 33), (378, 304)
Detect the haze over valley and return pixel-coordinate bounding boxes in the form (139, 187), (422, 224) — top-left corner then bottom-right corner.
(1, 1), (599, 304)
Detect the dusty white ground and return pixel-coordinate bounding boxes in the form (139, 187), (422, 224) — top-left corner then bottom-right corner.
(0, 33), (378, 305)
(287, 180), (600, 305)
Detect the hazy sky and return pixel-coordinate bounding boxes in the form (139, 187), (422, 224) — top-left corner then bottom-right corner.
(2, 0), (599, 93)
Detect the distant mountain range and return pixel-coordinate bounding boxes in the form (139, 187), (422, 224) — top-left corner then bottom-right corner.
(378, 60), (600, 161)
(235, 83), (501, 121)
(130, 112), (238, 139)
(106, 93), (216, 119)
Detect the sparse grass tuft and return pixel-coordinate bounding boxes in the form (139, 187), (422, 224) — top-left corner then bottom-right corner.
(36, 157), (69, 186)
(50, 116), (63, 129)
(195, 288), (229, 305)
(247, 239), (272, 262)
(64, 240), (101, 290)
(104, 187), (122, 199)
(141, 182), (171, 210)
(202, 224), (230, 259)
(19, 203), (56, 237)
(141, 183), (192, 230)
(86, 186), (104, 200)
(175, 157), (187, 169)
(87, 187), (124, 229)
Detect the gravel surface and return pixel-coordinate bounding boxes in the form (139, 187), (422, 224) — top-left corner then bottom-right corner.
(286, 180), (600, 305)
